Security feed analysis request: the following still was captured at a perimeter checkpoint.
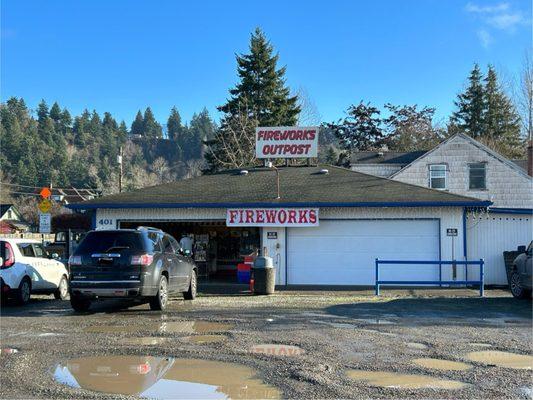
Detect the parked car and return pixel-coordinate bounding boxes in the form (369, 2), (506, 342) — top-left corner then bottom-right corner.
(68, 227), (197, 312)
(509, 241), (532, 299)
(0, 238), (70, 304)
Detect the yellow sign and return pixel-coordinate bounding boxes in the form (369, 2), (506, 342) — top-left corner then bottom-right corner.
(38, 199), (52, 213)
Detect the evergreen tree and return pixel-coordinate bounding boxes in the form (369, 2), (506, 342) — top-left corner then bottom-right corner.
(218, 28), (300, 126)
(167, 106), (183, 142)
(143, 107), (162, 140)
(450, 64), (485, 138)
(207, 28), (300, 171)
(37, 99), (49, 122)
(49, 102), (62, 122)
(130, 110), (144, 136)
(189, 108), (216, 159)
(483, 66), (522, 156)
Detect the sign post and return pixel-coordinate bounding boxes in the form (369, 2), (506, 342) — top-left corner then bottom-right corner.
(38, 187), (52, 234)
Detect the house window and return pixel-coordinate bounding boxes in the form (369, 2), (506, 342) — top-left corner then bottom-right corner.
(429, 164), (447, 189)
(469, 163), (486, 190)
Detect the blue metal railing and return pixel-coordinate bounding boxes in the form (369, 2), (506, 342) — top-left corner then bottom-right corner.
(375, 259), (484, 297)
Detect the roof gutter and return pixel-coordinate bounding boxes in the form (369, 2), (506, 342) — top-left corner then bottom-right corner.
(67, 200), (492, 210)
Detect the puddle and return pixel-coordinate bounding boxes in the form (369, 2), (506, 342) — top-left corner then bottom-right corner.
(85, 321), (234, 335)
(406, 342), (428, 350)
(38, 333), (66, 337)
(413, 358), (472, 371)
(250, 344), (305, 356)
(358, 328), (396, 337)
(351, 318), (395, 325)
(123, 337), (169, 346)
(1, 348), (19, 355)
(466, 351), (533, 369)
(467, 343), (492, 348)
(53, 356), (280, 399)
(181, 335), (227, 344)
(347, 370), (468, 390)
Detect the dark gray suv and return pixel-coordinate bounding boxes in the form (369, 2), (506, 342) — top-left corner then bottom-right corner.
(510, 241), (532, 299)
(68, 227), (197, 312)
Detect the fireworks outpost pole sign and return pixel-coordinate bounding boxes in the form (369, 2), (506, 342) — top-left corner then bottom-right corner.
(255, 126), (319, 158)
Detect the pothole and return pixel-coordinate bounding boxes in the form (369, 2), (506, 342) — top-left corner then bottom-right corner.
(466, 351), (533, 369)
(123, 337), (169, 346)
(413, 358), (472, 371)
(347, 370), (468, 389)
(53, 356), (280, 399)
(250, 344), (305, 356)
(85, 321), (234, 335)
(181, 335), (227, 344)
(406, 342), (428, 350)
(467, 343), (492, 348)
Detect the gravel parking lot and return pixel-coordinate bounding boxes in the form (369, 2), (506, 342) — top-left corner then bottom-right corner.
(0, 287), (531, 399)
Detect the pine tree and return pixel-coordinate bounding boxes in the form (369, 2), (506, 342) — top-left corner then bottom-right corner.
(37, 99), (49, 122)
(49, 102), (62, 122)
(483, 65), (522, 156)
(207, 28), (300, 171)
(143, 107), (162, 140)
(130, 110), (144, 136)
(167, 107), (183, 142)
(451, 64), (485, 138)
(218, 28), (300, 126)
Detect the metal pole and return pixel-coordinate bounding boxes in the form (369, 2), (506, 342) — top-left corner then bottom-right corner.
(375, 258), (380, 296)
(479, 259), (484, 297)
(118, 146), (123, 193)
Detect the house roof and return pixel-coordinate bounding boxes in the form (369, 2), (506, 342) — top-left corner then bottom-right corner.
(390, 133), (532, 180)
(0, 204), (14, 216)
(511, 159), (528, 172)
(350, 151), (428, 165)
(69, 165), (490, 209)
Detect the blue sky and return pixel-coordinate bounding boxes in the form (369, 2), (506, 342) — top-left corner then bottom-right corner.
(1, 0), (531, 127)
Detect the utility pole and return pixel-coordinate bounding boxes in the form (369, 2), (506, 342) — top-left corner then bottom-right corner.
(117, 146), (123, 193)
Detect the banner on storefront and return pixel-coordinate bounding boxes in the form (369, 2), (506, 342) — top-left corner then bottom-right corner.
(226, 208), (319, 227)
(255, 127), (319, 158)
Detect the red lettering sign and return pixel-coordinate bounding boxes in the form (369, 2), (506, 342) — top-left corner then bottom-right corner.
(226, 208), (319, 227)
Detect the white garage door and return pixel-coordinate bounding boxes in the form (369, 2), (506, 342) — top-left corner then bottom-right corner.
(287, 219), (440, 285)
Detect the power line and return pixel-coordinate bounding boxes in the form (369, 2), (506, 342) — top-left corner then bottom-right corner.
(0, 182), (100, 192)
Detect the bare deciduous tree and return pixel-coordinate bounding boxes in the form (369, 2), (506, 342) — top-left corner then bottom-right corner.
(518, 52), (533, 140)
(294, 87), (322, 126)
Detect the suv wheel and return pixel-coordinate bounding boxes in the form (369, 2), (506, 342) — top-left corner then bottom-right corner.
(54, 276), (69, 300)
(183, 270), (197, 300)
(150, 275), (168, 311)
(70, 295), (91, 312)
(510, 270), (530, 299)
(16, 277), (31, 305)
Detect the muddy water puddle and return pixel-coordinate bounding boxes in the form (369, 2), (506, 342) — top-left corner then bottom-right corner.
(250, 344), (305, 356)
(413, 358), (472, 371)
(406, 342), (428, 350)
(466, 351), (533, 369)
(53, 355), (280, 399)
(347, 370), (468, 390)
(181, 335), (227, 344)
(85, 321), (234, 335)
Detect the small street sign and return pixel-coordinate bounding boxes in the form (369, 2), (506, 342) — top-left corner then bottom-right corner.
(267, 231), (278, 239)
(447, 228), (458, 237)
(38, 198), (52, 213)
(40, 187), (52, 199)
(39, 213), (51, 233)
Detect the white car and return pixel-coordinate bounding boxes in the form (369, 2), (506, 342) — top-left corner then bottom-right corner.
(0, 238), (69, 304)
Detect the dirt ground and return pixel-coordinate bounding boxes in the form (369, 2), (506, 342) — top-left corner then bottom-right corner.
(0, 287), (531, 399)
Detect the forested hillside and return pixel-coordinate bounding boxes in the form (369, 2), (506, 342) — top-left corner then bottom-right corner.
(0, 98), (216, 193)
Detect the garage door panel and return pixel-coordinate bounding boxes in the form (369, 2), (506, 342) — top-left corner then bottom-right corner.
(288, 219), (440, 285)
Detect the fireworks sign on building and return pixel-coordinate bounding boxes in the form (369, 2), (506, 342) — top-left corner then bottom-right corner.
(255, 126), (319, 158)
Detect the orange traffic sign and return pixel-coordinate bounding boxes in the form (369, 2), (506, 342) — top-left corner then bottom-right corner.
(38, 199), (52, 213)
(40, 187), (51, 199)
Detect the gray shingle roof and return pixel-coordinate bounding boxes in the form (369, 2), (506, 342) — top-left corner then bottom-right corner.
(350, 151), (428, 165)
(69, 166), (490, 209)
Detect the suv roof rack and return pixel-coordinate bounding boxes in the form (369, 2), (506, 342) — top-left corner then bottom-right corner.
(136, 226), (163, 232)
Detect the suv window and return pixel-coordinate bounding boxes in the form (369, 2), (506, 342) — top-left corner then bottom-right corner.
(76, 231), (145, 254)
(162, 236), (174, 254)
(169, 237), (181, 254)
(146, 232), (162, 253)
(32, 243), (47, 258)
(18, 243), (35, 257)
